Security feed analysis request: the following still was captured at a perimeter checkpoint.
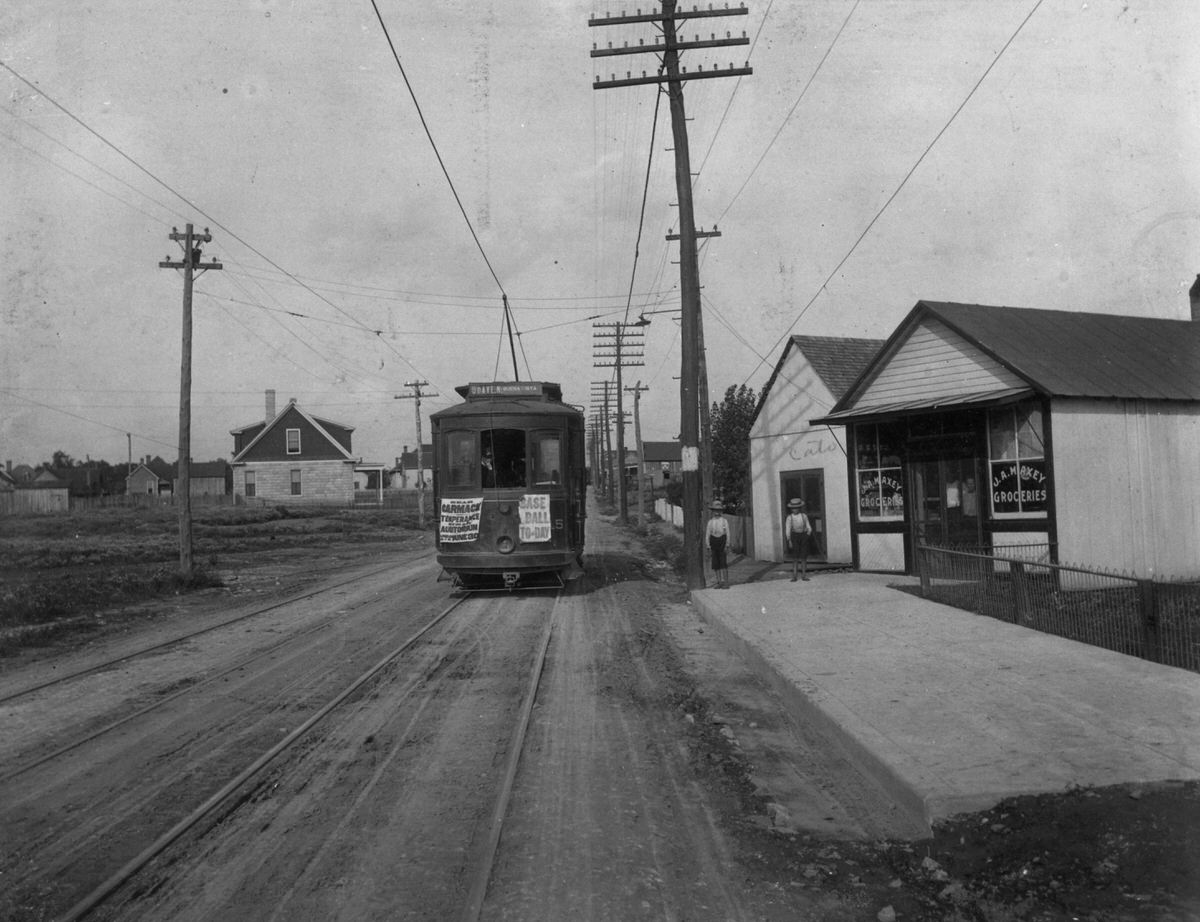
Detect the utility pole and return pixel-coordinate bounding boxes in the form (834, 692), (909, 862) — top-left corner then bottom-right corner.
(395, 381), (436, 529)
(671, 227), (721, 508)
(593, 322), (644, 524)
(625, 380), (649, 526)
(159, 224), (221, 578)
(590, 381), (614, 503)
(591, 2), (751, 588)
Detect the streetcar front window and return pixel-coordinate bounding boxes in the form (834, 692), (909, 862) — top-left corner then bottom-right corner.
(447, 431), (477, 487)
(482, 428), (526, 489)
(532, 432), (562, 485)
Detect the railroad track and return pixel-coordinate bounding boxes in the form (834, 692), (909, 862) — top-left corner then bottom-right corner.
(0, 555), (432, 707)
(0, 561), (431, 785)
(1, 578), (564, 922)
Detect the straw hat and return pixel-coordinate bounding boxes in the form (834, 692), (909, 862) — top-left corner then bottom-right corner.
(787, 498), (805, 510)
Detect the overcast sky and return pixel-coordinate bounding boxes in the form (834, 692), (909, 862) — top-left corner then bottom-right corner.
(3, 0), (1197, 469)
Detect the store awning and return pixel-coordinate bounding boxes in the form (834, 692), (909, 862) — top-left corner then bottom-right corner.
(810, 387), (1035, 427)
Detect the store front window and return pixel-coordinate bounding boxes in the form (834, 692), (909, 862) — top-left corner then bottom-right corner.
(855, 422), (905, 520)
(987, 403), (1047, 516)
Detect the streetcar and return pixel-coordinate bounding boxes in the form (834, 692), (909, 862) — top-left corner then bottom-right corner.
(429, 381), (586, 591)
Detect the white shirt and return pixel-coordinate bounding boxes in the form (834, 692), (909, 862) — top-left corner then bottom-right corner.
(785, 512), (810, 537)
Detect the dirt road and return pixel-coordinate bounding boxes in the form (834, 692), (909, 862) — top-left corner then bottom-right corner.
(7, 510), (1193, 921)
(0, 511), (923, 921)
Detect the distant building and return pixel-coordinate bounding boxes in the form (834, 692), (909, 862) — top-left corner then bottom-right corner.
(231, 392), (358, 505)
(126, 456), (175, 496)
(177, 460), (231, 497)
(390, 444), (434, 489)
(639, 441), (682, 492)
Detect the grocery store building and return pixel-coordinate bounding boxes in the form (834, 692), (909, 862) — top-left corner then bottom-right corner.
(809, 299), (1200, 579)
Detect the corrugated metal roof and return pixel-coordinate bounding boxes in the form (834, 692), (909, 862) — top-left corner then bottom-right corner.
(920, 302), (1200, 400)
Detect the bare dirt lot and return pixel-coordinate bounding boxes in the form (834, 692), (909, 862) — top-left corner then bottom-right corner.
(2, 504), (1198, 921)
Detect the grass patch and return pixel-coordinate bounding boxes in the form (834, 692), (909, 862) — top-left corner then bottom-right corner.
(0, 506), (419, 572)
(0, 565), (224, 656)
(0, 504), (422, 656)
(641, 528), (685, 575)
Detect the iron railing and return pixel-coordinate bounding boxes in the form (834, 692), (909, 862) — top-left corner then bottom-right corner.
(916, 544), (1200, 673)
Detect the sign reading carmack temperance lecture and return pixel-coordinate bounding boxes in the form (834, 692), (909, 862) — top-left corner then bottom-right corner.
(440, 497), (482, 542)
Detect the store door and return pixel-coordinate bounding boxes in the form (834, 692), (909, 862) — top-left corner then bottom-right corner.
(780, 470), (825, 560)
(910, 457), (982, 549)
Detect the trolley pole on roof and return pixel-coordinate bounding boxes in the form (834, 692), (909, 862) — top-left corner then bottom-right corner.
(396, 381), (437, 529)
(590, 0), (751, 588)
(159, 224), (221, 579)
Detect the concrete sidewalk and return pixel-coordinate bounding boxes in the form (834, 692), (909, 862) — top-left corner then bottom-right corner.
(691, 558), (1200, 831)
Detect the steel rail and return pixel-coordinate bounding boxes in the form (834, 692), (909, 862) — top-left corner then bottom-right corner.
(0, 565), (430, 784)
(0, 556), (427, 705)
(460, 595), (560, 922)
(56, 595), (467, 922)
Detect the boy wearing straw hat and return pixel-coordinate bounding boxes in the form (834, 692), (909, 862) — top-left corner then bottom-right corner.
(705, 500), (730, 589)
(785, 497), (812, 582)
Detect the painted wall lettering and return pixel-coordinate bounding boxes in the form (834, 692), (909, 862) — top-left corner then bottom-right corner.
(787, 435), (839, 462)
(990, 461), (1047, 514)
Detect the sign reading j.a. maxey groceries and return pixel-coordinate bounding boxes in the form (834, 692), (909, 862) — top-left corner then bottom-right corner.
(518, 493), (552, 543)
(440, 497), (482, 542)
(990, 460), (1047, 514)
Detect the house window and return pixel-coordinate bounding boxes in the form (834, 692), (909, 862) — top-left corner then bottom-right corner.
(286, 428), (301, 454)
(245, 470), (256, 498)
(290, 469), (302, 496)
(988, 403), (1046, 516)
(855, 422), (904, 520)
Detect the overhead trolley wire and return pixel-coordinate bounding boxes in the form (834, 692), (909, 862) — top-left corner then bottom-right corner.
(368, 0), (507, 298)
(743, 0), (1046, 386)
(712, 0), (860, 232)
(0, 100), (186, 224)
(620, 70), (667, 327)
(0, 57), (436, 387)
(370, 0), (529, 379)
(692, 0), (775, 187)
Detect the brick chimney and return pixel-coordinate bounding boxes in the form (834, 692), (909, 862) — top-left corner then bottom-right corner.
(1191, 274), (1200, 322)
(266, 388), (276, 422)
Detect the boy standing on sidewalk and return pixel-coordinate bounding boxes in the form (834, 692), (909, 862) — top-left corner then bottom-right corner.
(706, 501), (730, 589)
(785, 498), (811, 582)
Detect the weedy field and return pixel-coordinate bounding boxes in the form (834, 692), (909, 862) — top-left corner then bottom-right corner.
(0, 504), (422, 654)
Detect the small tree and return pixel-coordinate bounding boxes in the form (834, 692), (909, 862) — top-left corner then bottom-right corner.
(710, 384), (759, 514)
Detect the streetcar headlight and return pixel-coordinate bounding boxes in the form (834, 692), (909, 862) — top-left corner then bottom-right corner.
(497, 535), (515, 554)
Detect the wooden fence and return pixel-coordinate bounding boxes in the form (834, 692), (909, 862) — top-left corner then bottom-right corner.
(652, 499), (752, 555)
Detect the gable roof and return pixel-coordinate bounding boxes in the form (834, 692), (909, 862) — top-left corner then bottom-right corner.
(231, 401), (355, 463)
(641, 441), (682, 463)
(752, 334), (886, 425)
(395, 444), (434, 470)
(186, 460), (230, 479)
(836, 301), (1200, 411)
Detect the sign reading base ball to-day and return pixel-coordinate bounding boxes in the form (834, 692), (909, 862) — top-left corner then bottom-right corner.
(518, 494), (552, 543)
